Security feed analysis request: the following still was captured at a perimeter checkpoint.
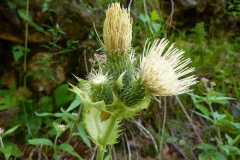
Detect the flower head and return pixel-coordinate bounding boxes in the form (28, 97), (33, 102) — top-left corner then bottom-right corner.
(58, 124), (66, 132)
(140, 39), (197, 96)
(91, 74), (108, 86)
(72, 112), (78, 117)
(103, 3), (132, 53)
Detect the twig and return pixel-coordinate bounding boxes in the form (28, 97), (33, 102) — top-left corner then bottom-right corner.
(159, 96), (167, 160)
(166, 0), (174, 34)
(124, 133), (131, 160)
(128, 0), (133, 8)
(175, 96), (203, 143)
(83, 50), (89, 74)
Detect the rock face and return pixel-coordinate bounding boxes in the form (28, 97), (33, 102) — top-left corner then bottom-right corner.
(175, 0), (207, 13)
(0, 1), (93, 43)
(0, 0), (95, 95)
(174, 0), (226, 13)
(164, 0), (226, 29)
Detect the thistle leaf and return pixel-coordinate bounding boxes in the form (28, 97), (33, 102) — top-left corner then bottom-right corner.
(83, 104), (120, 147)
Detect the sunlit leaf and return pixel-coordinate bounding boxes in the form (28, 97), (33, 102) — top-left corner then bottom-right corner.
(195, 103), (210, 117)
(150, 10), (161, 21)
(66, 96), (81, 112)
(139, 13), (150, 22)
(28, 138), (54, 147)
(76, 123), (91, 147)
(151, 22), (161, 32)
(35, 112), (53, 117)
(2, 125), (19, 138)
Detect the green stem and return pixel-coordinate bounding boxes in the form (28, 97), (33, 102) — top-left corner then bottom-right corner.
(59, 122), (75, 160)
(0, 136), (4, 149)
(96, 148), (104, 160)
(209, 102), (222, 142)
(159, 97), (166, 160)
(143, 0), (154, 35)
(175, 96), (203, 143)
(59, 105), (82, 160)
(96, 115), (117, 160)
(23, 0), (29, 89)
(54, 133), (60, 149)
(23, 101), (32, 137)
(53, 132), (61, 159)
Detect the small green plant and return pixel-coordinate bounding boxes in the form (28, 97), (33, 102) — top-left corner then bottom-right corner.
(0, 125), (20, 159)
(189, 78), (240, 159)
(28, 95), (89, 159)
(191, 22), (206, 52)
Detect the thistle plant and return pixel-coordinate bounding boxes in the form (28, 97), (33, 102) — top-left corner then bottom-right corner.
(70, 2), (197, 159)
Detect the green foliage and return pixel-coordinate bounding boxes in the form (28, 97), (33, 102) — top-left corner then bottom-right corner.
(54, 84), (75, 107)
(197, 143), (227, 160)
(191, 22), (206, 51)
(190, 80), (239, 159)
(28, 96), (86, 159)
(138, 7), (166, 38)
(0, 125), (21, 159)
(12, 45), (29, 62)
(0, 0), (240, 159)
(0, 94), (18, 111)
(225, 0), (240, 19)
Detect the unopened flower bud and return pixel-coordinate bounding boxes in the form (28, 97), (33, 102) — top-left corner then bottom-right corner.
(58, 124), (65, 132)
(210, 82), (216, 87)
(103, 3), (132, 53)
(72, 113), (78, 117)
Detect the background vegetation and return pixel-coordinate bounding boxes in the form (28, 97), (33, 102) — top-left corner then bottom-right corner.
(0, 0), (239, 159)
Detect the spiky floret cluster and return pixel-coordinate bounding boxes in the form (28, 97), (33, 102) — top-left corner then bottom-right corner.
(90, 74), (114, 105)
(103, 54), (135, 86)
(140, 39), (197, 96)
(103, 3), (132, 53)
(120, 79), (146, 106)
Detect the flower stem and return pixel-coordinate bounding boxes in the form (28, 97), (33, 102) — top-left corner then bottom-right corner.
(53, 133), (60, 158)
(59, 106), (82, 159)
(23, 0), (29, 89)
(0, 136), (4, 149)
(175, 96), (203, 143)
(97, 115), (117, 160)
(159, 97), (166, 160)
(208, 102), (222, 142)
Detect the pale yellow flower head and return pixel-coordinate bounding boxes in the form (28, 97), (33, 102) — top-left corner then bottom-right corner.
(103, 3), (132, 53)
(140, 39), (197, 96)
